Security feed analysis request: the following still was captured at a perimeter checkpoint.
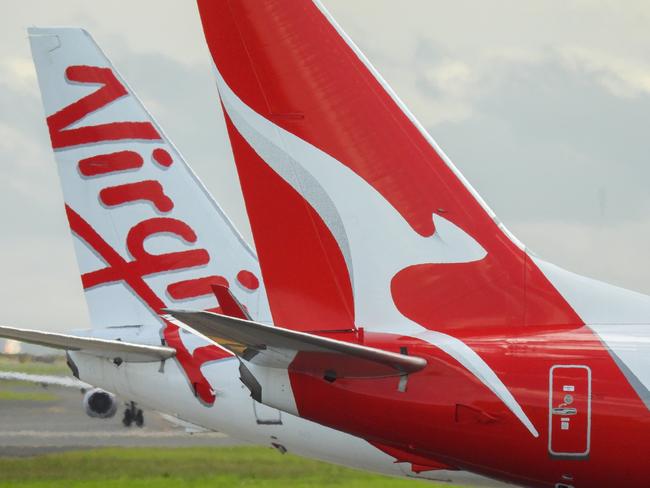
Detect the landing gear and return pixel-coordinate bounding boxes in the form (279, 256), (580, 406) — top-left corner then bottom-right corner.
(122, 408), (132, 427)
(122, 401), (144, 428)
(134, 408), (144, 427)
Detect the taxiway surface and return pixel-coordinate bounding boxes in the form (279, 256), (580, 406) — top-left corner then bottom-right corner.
(0, 379), (243, 456)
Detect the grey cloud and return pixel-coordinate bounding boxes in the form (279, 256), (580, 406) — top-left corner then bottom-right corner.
(432, 54), (650, 227)
(0, 81), (59, 239)
(512, 219), (650, 295)
(0, 79), (89, 331)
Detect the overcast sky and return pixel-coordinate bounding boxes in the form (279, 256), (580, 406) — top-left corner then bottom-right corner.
(2, 1), (650, 332)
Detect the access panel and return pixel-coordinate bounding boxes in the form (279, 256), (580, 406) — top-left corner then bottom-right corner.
(548, 365), (591, 459)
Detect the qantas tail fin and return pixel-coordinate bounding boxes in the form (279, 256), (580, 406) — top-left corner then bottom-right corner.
(28, 27), (269, 330)
(197, 1), (580, 334)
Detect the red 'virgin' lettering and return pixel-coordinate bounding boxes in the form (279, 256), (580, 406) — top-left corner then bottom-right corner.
(167, 275), (229, 301)
(126, 218), (209, 271)
(79, 150), (143, 177)
(237, 270), (260, 290)
(47, 65), (160, 149)
(152, 148), (174, 168)
(81, 217), (208, 289)
(65, 205), (227, 404)
(55, 65), (247, 405)
(99, 181), (174, 213)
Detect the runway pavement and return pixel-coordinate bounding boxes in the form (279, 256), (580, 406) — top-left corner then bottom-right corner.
(0, 378), (244, 456)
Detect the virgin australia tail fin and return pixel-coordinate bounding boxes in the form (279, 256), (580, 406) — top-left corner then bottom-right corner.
(28, 27), (269, 329)
(28, 27), (272, 405)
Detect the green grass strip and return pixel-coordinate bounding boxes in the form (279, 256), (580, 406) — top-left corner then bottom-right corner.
(0, 390), (58, 402)
(0, 447), (457, 487)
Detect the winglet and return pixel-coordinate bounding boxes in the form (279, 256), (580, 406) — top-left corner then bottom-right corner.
(211, 284), (251, 320)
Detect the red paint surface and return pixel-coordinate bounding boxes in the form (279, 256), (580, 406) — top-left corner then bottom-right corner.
(236, 270), (259, 290)
(288, 327), (650, 487)
(78, 150), (143, 177)
(99, 180), (174, 212)
(152, 148), (174, 167)
(370, 441), (457, 472)
(47, 66), (160, 149)
(211, 284), (249, 320)
(224, 112), (354, 332)
(167, 275), (228, 301)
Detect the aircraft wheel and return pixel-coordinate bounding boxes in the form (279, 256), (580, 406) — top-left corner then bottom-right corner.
(135, 409), (144, 428)
(122, 408), (133, 427)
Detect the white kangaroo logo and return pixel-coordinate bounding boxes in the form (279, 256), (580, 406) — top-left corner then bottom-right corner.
(215, 68), (539, 438)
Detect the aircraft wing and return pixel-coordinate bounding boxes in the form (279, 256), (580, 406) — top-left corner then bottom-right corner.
(164, 310), (426, 379)
(0, 371), (91, 389)
(0, 326), (174, 363)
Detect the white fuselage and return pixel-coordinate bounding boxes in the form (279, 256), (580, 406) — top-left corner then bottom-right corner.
(68, 326), (506, 487)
